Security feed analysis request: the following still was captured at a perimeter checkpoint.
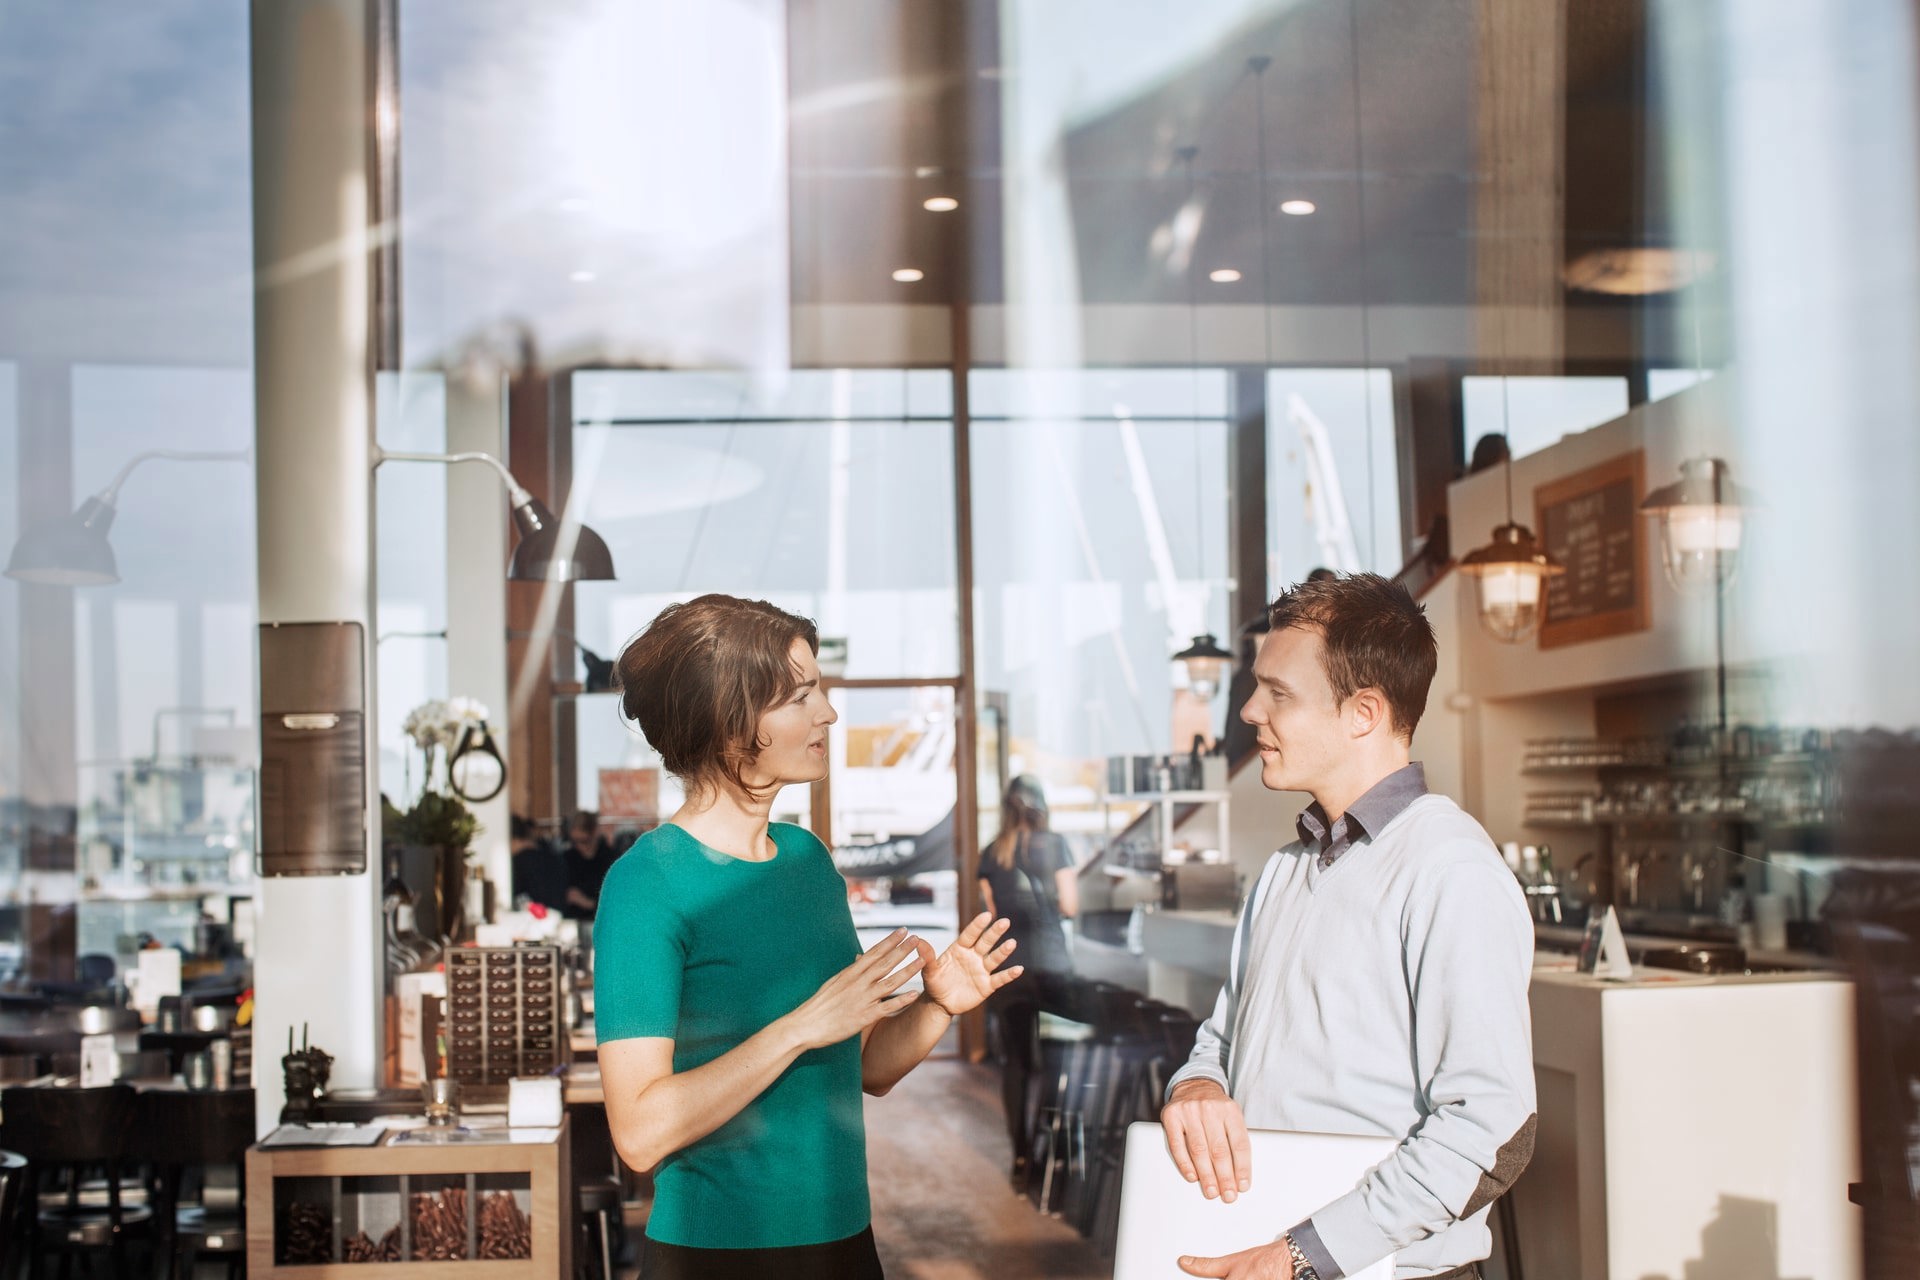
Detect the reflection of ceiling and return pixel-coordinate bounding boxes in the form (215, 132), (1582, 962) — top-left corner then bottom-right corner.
(789, 0), (1681, 320)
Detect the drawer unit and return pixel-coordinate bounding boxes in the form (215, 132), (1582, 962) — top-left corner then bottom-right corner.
(444, 946), (566, 1085)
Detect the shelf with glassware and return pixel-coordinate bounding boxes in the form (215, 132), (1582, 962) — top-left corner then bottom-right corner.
(1520, 739), (1838, 832)
(1097, 751), (1232, 875)
(1511, 730), (1846, 954)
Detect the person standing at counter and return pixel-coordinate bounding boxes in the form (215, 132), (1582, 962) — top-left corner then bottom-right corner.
(595, 594), (1024, 1280)
(509, 813), (566, 912)
(561, 810), (613, 919)
(1161, 573), (1535, 1280)
(978, 774), (1077, 974)
(978, 773), (1077, 1191)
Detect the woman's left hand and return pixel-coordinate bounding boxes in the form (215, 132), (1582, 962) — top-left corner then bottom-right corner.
(919, 913), (1023, 1017)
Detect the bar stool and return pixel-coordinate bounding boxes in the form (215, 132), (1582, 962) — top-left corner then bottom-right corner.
(570, 1102), (624, 1280)
(1029, 979), (1149, 1222)
(1, 1149), (29, 1270)
(0, 1083), (152, 1280)
(1082, 1005), (1197, 1252)
(133, 1087), (255, 1280)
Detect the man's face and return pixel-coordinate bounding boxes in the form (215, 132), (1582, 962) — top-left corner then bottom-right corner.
(570, 824), (594, 850)
(1239, 624), (1349, 796)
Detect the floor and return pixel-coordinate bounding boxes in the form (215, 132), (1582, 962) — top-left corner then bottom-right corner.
(865, 1055), (1112, 1280)
(610, 1051), (1111, 1280)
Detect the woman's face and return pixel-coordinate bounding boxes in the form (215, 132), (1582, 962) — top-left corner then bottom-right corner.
(743, 637), (837, 790)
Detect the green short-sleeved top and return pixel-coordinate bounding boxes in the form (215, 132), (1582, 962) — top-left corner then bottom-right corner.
(593, 822), (867, 1249)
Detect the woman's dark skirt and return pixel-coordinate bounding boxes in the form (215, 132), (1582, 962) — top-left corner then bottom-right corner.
(638, 1225), (884, 1280)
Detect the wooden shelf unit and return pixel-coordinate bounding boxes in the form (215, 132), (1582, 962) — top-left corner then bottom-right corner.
(244, 1119), (571, 1279)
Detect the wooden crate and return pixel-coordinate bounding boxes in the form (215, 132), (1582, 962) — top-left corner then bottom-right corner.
(244, 1119), (571, 1279)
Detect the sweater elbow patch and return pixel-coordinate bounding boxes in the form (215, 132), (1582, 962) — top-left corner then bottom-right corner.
(1461, 1113), (1537, 1217)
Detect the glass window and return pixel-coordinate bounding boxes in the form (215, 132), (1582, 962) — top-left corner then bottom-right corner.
(970, 368), (1230, 839)
(0, 8), (257, 985)
(399, 2), (792, 373)
(1462, 375), (1630, 461)
(374, 373), (450, 802)
(569, 369), (958, 817)
(1266, 368), (1402, 584)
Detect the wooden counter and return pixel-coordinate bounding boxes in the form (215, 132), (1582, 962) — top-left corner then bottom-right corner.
(244, 1119), (571, 1279)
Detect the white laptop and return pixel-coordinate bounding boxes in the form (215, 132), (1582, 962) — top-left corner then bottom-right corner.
(1114, 1122), (1398, 1280)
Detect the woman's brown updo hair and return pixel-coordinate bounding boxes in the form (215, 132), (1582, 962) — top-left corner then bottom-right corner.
(615, 594), (819, 798)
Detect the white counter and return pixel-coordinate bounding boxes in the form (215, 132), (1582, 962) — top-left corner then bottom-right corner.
(1137, 907), (1236, 1017)
(1518, 958), (1859, 1280)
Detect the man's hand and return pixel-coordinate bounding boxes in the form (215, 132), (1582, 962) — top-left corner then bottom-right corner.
(1178, 1242), (1295, 1279)
(1161, 1077), (1253, 1203)
(1175, 1243), (1297, 1280)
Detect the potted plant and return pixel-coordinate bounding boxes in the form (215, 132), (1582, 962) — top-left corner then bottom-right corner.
(388, 699), (489, 953)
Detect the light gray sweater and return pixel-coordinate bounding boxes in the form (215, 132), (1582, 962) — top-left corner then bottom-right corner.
(1166, 790), (1537, 1279)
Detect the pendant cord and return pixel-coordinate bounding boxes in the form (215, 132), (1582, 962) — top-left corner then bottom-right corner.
(1250, 57), (1275, 372)
(1181, 145), (1207, 601)
(1346, 0), (1377, 565)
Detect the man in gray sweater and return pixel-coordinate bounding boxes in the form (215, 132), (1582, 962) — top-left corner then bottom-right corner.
(1161, 574), (1535, 1280)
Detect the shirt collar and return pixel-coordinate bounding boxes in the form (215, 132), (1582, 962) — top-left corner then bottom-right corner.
(1295, 762), (1429, 848)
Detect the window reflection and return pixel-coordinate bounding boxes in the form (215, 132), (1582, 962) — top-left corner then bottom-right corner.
(569, 369), (959, 820)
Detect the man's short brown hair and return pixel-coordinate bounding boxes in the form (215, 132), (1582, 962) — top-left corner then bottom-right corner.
(1267, 572), (1437, 741)
(615, 594), (819, 797)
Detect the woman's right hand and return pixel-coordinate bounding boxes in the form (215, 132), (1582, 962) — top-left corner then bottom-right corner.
(785, 928), (927, 1051)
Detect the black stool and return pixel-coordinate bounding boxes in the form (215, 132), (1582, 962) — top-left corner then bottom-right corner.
(1, 1149), (29, 1272)
(1, 1083), (152, 1280)
(578, 1179), (621, 1280)
(570, 1102), (625, 1280)
(133, 1087), (255, 1280)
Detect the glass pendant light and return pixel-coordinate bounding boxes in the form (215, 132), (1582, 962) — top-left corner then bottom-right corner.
(1167, 143), (1232, 704)
(1459, 519), (1563, 643)
(1172, 634), (1235, 699)
(1458, 426), (1564, 643)
(1641, 457), (1751, 593)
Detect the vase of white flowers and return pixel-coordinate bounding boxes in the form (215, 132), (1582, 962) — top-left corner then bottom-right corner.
(390, 698), (491, 948)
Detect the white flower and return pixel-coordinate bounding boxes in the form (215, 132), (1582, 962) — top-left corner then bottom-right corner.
(402, 697), (489, 752)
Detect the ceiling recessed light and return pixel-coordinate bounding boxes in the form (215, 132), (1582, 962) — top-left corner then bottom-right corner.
(1280, 199), (1316, 216)
(1209, 268), (1242, 283)
(570, 270), (596, 283)
(892, 268), (925, 283)
(923, 196), (959, 213)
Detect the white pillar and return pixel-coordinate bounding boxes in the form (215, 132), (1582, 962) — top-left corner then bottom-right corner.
(445, 372), (512, 896)
(249, 0), (380, 1135)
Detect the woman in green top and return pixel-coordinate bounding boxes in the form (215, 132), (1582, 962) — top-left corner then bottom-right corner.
(595, 594), (1023, 1279)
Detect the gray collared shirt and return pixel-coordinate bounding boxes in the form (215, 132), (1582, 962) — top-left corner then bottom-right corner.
(1295, 762), (1429, 869)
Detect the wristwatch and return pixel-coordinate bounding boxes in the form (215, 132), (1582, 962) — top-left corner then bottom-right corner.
(1282, 1232), (1321, 1280)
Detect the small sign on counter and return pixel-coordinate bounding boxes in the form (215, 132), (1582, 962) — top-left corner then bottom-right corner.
(1577, 906), (1634, 981)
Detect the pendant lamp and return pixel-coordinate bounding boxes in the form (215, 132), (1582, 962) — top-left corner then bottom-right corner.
(1172, 634), (1234, 699)
(1459, 520), (1563, 643)
(1640, 457), (1752, 593)
(1458, 439), (1564, 644)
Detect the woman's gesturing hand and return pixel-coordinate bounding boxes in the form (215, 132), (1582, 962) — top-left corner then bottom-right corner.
(920, 912), (1024, 1017)
(787, 929), (927, 1051)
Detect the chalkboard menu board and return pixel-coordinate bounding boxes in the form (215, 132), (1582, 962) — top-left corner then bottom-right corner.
(1533, 450), (1650, 649)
